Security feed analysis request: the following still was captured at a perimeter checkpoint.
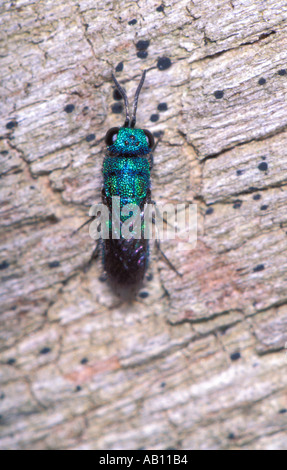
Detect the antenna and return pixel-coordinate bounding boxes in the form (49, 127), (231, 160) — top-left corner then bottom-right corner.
(111, 70), (147, 128)
(112, 72), (130, 127)
(130, 70), (146, 128)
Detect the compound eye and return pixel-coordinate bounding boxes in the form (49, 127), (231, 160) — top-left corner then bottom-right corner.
(105, 127), (120, 146)
(143, 129), (154, 150)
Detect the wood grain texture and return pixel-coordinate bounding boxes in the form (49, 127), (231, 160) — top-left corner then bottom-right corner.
(1, 0), (287, 450)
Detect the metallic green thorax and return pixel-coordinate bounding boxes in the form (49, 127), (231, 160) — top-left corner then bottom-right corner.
(103, 156), (150, 205)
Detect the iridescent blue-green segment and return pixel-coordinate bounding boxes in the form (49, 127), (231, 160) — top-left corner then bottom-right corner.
(107, 128), (151, 156)
(103, 155), (150, 210)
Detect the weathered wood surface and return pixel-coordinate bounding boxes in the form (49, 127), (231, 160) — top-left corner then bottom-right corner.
(1, 0), (287, 450)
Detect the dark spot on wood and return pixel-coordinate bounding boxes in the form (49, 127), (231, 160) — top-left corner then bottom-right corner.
(214, 90), (224, 99)
(40, 347), (51, 355)
(6, 120), (18, 130)
(253, 194), (261, 200)
(157, 57), (171, 70)
(86, 133), (95, 142)
(253, 264), (265, 272)
(233, 200), (242, 209)
(150, 114), (159, 122)
(128, 19), (137, 25)
(48, 260), (60, 268)
(7, 358), (16, 365)
(228, 432), (235, 440)
(113, 89), (122, 101)
(156, 4), (164, 12)
(75, 385), (82, 392)
(260, 204), (268, 210)
(279, 408), (287, 414)
(258, 77), (266, 85)
(136, 40), (150, 51)
(205, 207), (214, 215)
(230, 352), (241, 361)
(139, 291), (149, 299)
(64, 104), (75, 113)
(157, 102), (168, 112)
(278, 69), (287, 76)
(111, 103), (123, 114)
(153, 130), (164, 138)
(0, 260), (9, 270)
(115, 62), (123, 72)
(236, 169), (244, 176)
(81, 357), (88, 365)
(258, 162), (268, 171)
(137, 51), (148, 59)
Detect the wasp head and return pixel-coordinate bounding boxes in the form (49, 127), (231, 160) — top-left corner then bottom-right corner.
(105, 127), (154, 156)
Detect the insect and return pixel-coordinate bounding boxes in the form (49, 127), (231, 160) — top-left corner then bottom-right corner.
(101, 70), (155, 298)
(82, 70), (181, 299)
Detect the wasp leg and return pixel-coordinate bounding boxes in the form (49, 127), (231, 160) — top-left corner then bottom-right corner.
(146, 180), (181, 276)
(150, 199), (174, 230)
(84, 238), (102, 273)
(148, 131), (164, 170)
(152, 130), (164, 152)
(152, 216), (182, 277)
(72, 216), (96, 236)
(154, 238), (182, 277)
(72, 186), (108, 237)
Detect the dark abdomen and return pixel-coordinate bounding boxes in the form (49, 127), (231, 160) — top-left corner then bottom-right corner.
(104, 236), (148, 298)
